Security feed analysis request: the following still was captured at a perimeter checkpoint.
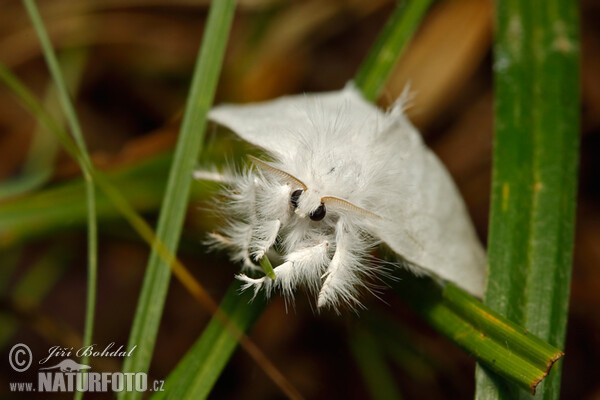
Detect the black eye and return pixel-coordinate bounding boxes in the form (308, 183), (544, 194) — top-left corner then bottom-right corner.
(309, 203), (326, 221)
(290, 189), (302, 208)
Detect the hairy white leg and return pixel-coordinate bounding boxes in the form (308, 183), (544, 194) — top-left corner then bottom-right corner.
(249, 182), (291, 260)
(208, 230), (260, 272)
(317, 220), (365, 311)
(285, 240), (331, 295)
(250, 219), (282, 261)
(237, 261), (295, 300)
(238, 239), (331, 300)
(209, 175), (264, 272)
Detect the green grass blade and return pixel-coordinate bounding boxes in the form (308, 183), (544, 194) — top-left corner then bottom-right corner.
(153, 281), (267, 400)
(474, 0), (580, 399)
(354, 0), (433, 102)
(120, 1), (237, 397)
(392, 270), (563, 394)
(259, 255), (277, 280)
(22, 0), (99, 386)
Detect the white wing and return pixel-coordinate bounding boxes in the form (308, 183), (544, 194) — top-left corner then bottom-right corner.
(371, 133), (488, 297)
(208, 84), (380, 158)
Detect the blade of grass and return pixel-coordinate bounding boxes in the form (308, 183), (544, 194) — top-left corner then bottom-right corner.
(474, 0), (579, 399)
(259, 254), (276, 280)
(153, 280), (267, 400)
(22, 0), (98, 388)
(391, 269), (563, 394)
(120, 1), (238, 398)
(354, 0), (434, 102)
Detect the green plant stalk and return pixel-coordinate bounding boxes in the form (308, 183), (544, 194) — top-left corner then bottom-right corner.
(474, 0), (579, 399)
(354, 0), (434, 102)
(120, 1), (237, 398)
(153, 280), (267, 400)
(392, 270), (562, 394)
(22, 0), (98, 385)
(259, 255), (276, 280)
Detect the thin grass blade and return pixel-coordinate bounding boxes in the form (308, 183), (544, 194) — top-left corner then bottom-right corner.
(120, 1), (237, 398)
(22, 0), (98, 387)
(153, 281), (267, 400)
(354, 0), (434, 102)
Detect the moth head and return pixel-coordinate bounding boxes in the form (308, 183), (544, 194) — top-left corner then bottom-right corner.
(290, 189), (326, 221)
(248, 155), (381, 222)
(247, 155), (323, 219)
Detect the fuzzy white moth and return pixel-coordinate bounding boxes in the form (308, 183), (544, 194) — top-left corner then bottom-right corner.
(197, 84), (487, 311)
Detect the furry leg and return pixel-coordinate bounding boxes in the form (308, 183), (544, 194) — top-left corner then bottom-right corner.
(250, 219), (281, 261)
(237, 239), (331, 300)
(207, 230), (260, 272)
(212, 174), (264, 272)
(237, 261), (295, 300)
(285, 240), (331, 295)
(317, 220), (366, 311)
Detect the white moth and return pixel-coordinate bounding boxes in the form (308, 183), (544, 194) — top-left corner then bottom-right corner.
(197, 84), (487, 311)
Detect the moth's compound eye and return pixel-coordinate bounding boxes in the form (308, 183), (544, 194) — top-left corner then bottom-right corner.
(290, 189), (303, 209)
(309, 203), (326, 221)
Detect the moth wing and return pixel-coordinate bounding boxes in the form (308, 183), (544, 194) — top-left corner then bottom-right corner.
(371, 113), (487, 297)
(208, 84), (379, 157)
